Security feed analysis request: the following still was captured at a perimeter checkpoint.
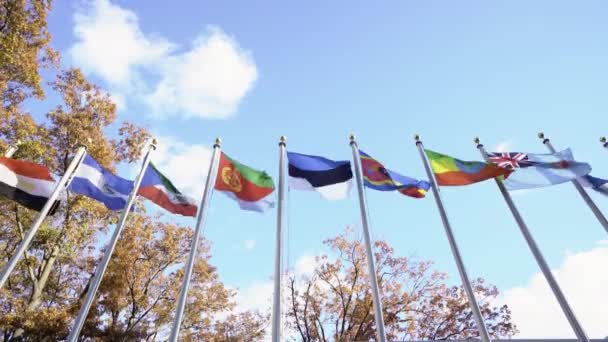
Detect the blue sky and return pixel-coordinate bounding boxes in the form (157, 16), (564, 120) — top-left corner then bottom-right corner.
(28, 0), (608, 337)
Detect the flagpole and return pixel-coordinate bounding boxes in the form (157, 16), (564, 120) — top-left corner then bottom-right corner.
(349, 134), (388, 342)
(538, 132), (608, 235)
(272, 136), (287, 342)
(475, 137), (589, 342)
(0, 145), (87, 289)
(414, 135), (491, 342)
(168, 137), (222, 342)
(4, 140), (21, 158)
(67, 140), (156, 341)
(601, 137), (608, 150)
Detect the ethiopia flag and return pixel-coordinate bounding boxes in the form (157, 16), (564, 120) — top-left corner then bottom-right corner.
(214, 152), (275, 212)
(360, 150), (430, 198)
(0, 157), (60, 212)
(425, 149), (510, 186)
(138, 162), (198, 217)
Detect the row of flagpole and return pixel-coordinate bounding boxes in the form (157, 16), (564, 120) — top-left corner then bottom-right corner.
(476, 137), (588, 342)
(1, 132), (608, 341)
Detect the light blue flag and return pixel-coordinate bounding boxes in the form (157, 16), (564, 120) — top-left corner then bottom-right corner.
(68, 154), (134, 210)
(487, 149), (591, 190)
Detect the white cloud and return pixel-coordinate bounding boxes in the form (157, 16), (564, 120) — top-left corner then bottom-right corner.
(293, 254), (319, 276)
(70, 0), (172, 85)
(235, 281), (273, 313)
(244, 239), (257, 251)
(145, 28), (257, 119)
(499, 242), (608, 338)
(151, 135), (213, 200)
(70, 0), (257, 119)
(494, 141), (512, 153)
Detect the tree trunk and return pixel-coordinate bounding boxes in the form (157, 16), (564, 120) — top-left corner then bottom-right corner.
(12, 246), (60, 339)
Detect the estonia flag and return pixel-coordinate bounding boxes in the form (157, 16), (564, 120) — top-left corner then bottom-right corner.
(287, 151), (353, 200)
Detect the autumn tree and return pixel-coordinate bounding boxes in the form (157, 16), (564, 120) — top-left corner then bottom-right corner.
(72, 212), (266, 341)
(287, 228), (517, 341)
(0, 0), (58, 113)
(0, 67), (150, 340)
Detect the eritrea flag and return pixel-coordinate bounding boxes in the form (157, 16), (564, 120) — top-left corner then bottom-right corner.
(214, 152), (275, 212)
(425, 149), (511, 186)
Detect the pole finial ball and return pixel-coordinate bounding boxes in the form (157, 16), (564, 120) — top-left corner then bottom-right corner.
(215, 137), (221, 146)
(473, 137), (480, 144)
(601, 137), (607, 144)
(538, 132), (545, 139)
(349, 133), (356, 142)
(414, 134), (420, 142)
(280, 136), (287, 144)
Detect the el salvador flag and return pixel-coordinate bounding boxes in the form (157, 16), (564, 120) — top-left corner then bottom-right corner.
(69, 154), (134, 210)
(287, 151), (353, 200)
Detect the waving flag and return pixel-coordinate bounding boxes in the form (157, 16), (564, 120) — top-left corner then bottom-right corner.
(580, 175), (608, 196)
(69, 154), (133, 210)
(138, 163), (198, 216)
(360, 150), (429, 198)
(214, 152), (275, 212)
(425, 149), (510, 186)
(0, 157), (60, 212)
(287, 151), (352, 200)
(487, 149), (591, 190)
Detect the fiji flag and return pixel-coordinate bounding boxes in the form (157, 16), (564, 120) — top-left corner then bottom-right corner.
(287, 151), (353, 200)
(360, 150), (430, 198)
(69, 154), (133, 210)
(487, 149), (591, 190)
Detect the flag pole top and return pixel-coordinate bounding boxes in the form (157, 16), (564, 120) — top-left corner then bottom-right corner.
(77, 138), (92, 150)
(349, 133), (357, 146)
(601, 136), (607, 144)
(473, 137), (483, 148)
(538, 132), (550, 144)
(414, 134), (422, 145)
(214, 137), (221, 148)
(279, 136), (287, 145)
(151, 138), (158, 150)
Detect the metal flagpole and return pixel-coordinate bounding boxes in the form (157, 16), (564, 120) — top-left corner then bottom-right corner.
(414, 135), (491, 342)
(168, 138), (222, 341)
(349, 134), (388, 342)
(67, 140), (157, 341)
(271, 136), (287, 342)
(0, 145), (87, 289)
(538, 132), (608, 235)
(601, 137), (608, 150)
(4, 140), (21, 158)
(475, 137), (589, 342)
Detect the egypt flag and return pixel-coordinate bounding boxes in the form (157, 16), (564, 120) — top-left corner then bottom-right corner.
(138, 162), (198, 217)
(214, 152), (275, 212)
(0, 157), (59, 212)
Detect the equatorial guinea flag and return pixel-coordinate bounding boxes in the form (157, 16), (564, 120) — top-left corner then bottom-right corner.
(138, 162), (198, 217)
(214, 152), (275, 212)
(0, 157), (60, 212)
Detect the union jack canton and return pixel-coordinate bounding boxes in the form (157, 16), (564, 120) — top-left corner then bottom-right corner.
(487, 152), (536, 169)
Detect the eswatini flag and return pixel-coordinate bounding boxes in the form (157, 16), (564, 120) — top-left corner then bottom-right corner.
(425, 149), (511, 186)
(0, 157), (59, 212)
(138, 162), (197, 217)
(214, 152), (275, 212)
